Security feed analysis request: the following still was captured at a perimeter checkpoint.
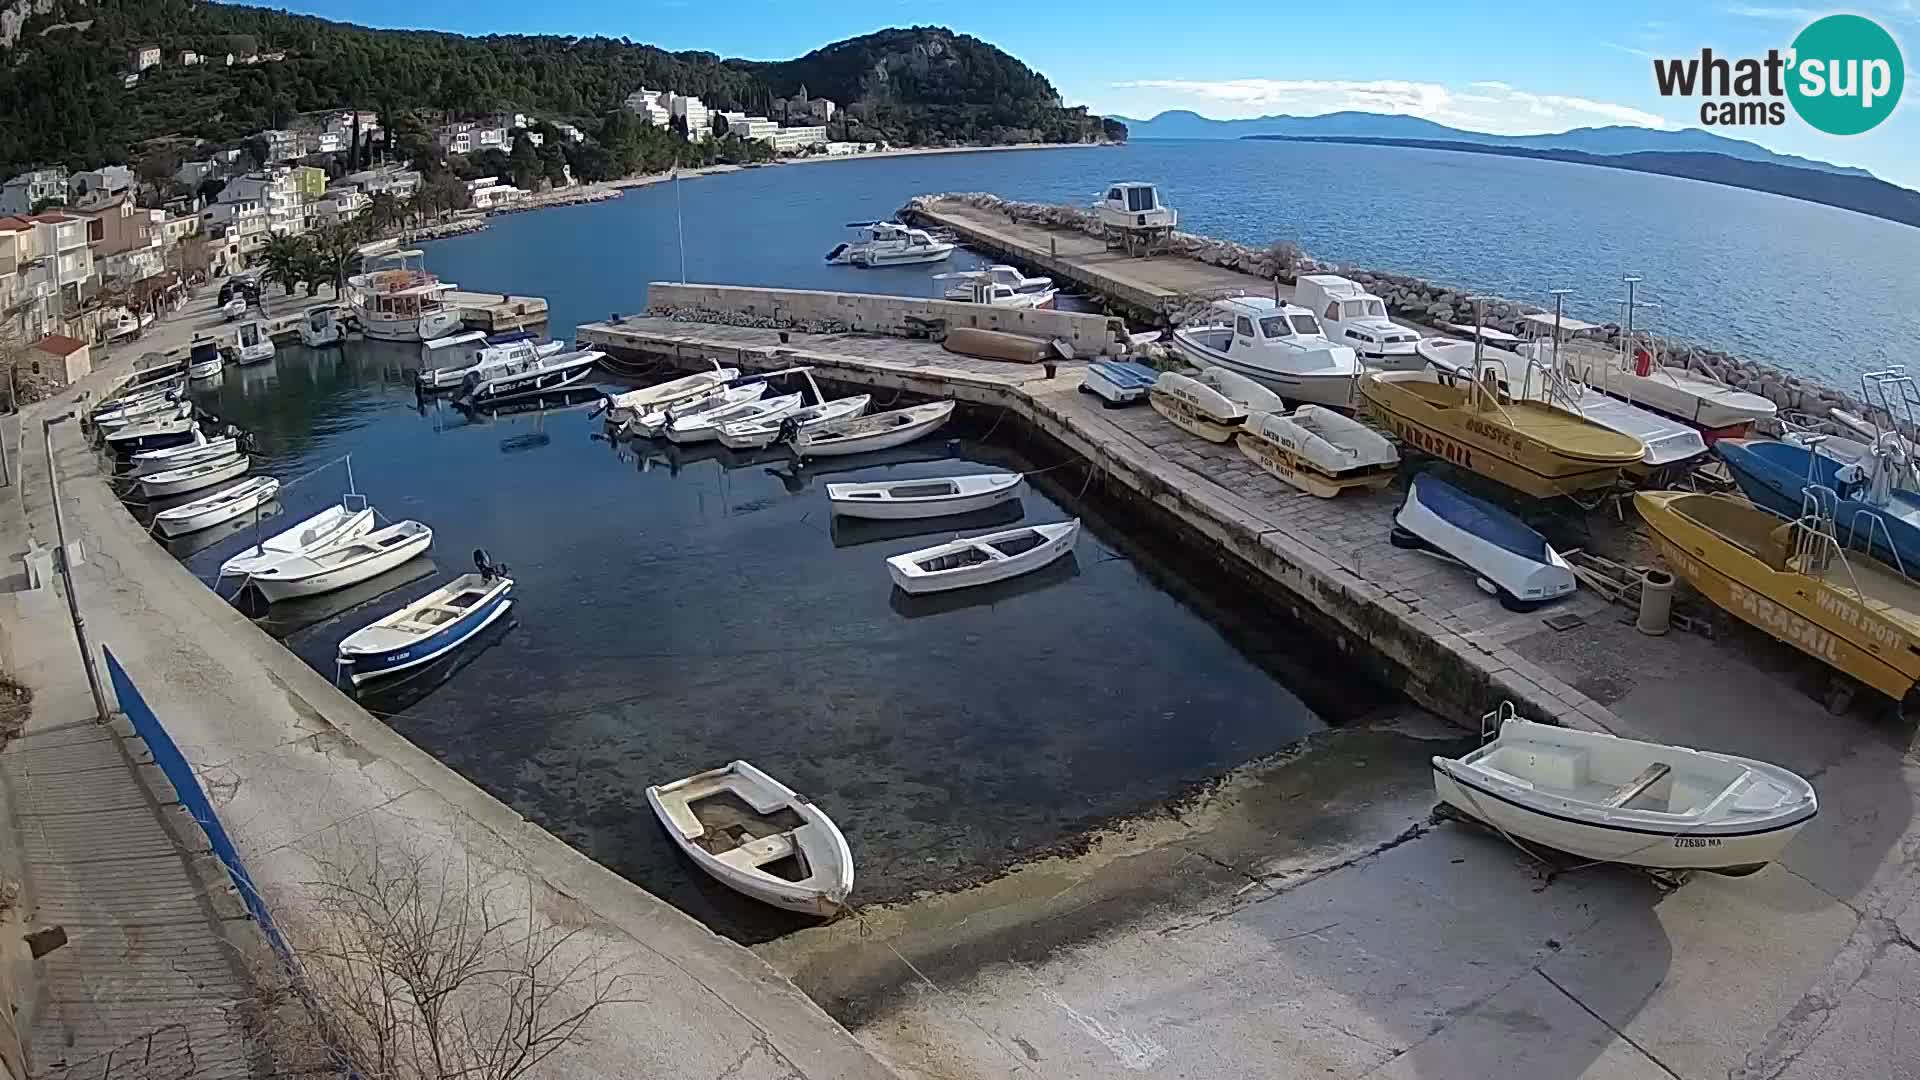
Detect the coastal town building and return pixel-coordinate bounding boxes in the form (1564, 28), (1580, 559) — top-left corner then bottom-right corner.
(128, 45), (160, 72)
(260, 128), (305, 163)
(776, 87), (836, 125)
(669, 94), (710, 142)
(553, 122), (587, 144)
(771, 126), (828, 154)
(1, 212), (95, 333)
(464, 176), (527, 211)
(69, 165), (136, 204)
(624, 88), (671, 128)
(28, 333), (90, 385)
(0, 168), (69, 215)
(80, 195), (167, 289)
(336, 166), (422, 201)
(436, 121), (508, 155)
(310, 190), (370, 229)
(716, 112), (778, 144)
(178, 49), (201, 66)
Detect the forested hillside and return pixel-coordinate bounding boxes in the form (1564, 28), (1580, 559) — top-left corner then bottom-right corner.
(0, 0), (1106, 172)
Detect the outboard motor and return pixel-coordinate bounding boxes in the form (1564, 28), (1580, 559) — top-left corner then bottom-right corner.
(776, 415), (802, 445)
(824, 242), (848, 263)
(473, 548), (507, 582)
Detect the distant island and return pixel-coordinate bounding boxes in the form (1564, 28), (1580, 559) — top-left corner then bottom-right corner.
(1243, 134), (1920, 230)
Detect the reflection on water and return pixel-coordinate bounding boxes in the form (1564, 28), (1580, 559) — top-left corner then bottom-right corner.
(179, 338), (1389, 943)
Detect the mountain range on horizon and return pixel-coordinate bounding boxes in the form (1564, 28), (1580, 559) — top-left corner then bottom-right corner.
(1107, 109), (1876, 181)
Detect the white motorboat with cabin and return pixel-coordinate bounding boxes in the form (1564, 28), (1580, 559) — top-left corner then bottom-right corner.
(1433, 705), (1817, 875)
(418, 334), (564, 390)
(1095, 182), (1177, 232)
(138, 453), (250, 499)
(455, 349), (601, 409)
(628, 382), (768, 439)
(645, 760), (854, 916)
(829, 473), (1026, 520)
(936, 270), (1056, 309)
(944, 264), (1054, 301)
(299, 305), (346, 347)
(718, 394), (871, 450)
(247, 520), (434, 601)
(824, 221), (954, 267)
(131, 430), (239, 475)
(346, 249), (463, 342)
(1238, 405), (1400, 498)
(667, 392), (802, 444)
(1172, 298), (1363, 408)
(188, 337), (224, 379)
(153, 476), (280, 538)
(1294, 274), (1423, 371)
(603, 363), (741, 426)
(1150, 367), (1283, 443)
(1516, 313), (1776, 437)
(233, 319), (275, 365)
(1391, 473), (1576, 611)
(337, 561), (515, 685)
(221, 500), (377, 579)
(791, 401), (955, 458)
(887, 519), (1079, 595)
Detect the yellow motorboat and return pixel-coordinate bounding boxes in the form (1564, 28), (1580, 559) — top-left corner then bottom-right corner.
(1360, 366), (1646, 498)
(1635, 491), (1920, 702)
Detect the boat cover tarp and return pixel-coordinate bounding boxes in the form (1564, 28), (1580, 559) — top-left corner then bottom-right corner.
(1414, 474), (1551, 562)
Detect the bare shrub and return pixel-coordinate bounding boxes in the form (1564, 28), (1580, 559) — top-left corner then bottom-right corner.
(1266, 240), (1305, 282)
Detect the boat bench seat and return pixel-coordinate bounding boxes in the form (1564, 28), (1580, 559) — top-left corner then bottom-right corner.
(716, 831), (796, 870)
(1601, 762), (1672, 808)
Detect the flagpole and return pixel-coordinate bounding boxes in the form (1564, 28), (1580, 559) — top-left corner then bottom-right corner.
(674, 153), (687, 284)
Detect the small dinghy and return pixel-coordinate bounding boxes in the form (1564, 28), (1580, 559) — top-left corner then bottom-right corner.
(1433, 705), (1817, 876)
(153, 476), (280, 538)
(138, 453), (250, 499)
(792, 401), (955, 458)
(828, 473), (1026, 521)
(1151, 367), (1284, 443)
(1081, 360), (1159, 406)
(105, 406), (197, 452)
(887, 519), (1079, 594)
(718, 394), (871, 450)
(94, 391), (183, 430)
(337, 552), (515, 685)
(130, 430), (239, 475)
(1391, 473), (1575, 611)
(603, 364), (741, 426)
(248, 520), (434, 602)
(1238, 405), (1399, 498)
(627, 382), (767, 438)
(646, 760), (854, 916)
(667, 392), (802, 445)
(221, 502), (378, 579)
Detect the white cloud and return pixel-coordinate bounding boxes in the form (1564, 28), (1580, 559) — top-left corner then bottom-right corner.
(1603, 41), (1657, 59)
(1720, 4), (1820, 19)
(1109, 77), (1676, 133)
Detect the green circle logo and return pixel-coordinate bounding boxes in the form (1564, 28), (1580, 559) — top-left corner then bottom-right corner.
(1787, 15), (1904, 135)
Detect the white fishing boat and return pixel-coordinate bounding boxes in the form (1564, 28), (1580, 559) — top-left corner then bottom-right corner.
(824, 221), (954, 267)
(645, 760), (854, 916)
(603, 363), (742, 426)
(1151, 367), (1283, 443)
(455, 349), (601, 408)
(1433, 707), (1818, 875)
(667, 392), (803, 445)
(92, 391), (182, 430)
(887, 519), (1079, 595)
(188, 337), (224, 379)
(233, 318), (275, 365)
(298, 305), (346, 347)
(935, 271), (1057, 310)
(1238, 406), (1400, 498)
(221, 297), (247, 321)
(220, 502), (377, 579)
(943, 264), (1054, 300)
(628, 382), (768, 439)
(104, 405), (197, 451)
(1293, 275), (1423, 371)
(828, 473), (1026, 520)
(717, 394), (871, 450)
(131, 430), (239, 475)
(1094, 182), (1177, 233)
(1516, 314), (1776, 436)
(247, 520), (434, 602)
(1391, 473), (1575, 611)
(1171, 298), (1363, 408)
(152, 476), (280, 538)
(346, 249), (463, 342)
(418, 337), (565, 390)
(1081, 360), (1159, 406)
(791, 401), (955, 458)
(138, 453), (249, 499)
(337, 565), (515, 685)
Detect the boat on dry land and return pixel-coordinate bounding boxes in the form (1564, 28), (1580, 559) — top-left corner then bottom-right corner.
(1150, 367), (1283, 443)
(1171, 297), (1362, 408)
(1237, 405), (1399, 497)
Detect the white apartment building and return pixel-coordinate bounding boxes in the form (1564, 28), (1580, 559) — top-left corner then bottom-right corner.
(218, 171), (306, 238)
(337, 167), (422, 200)
(203, 200), (269, 269)
(1, 168), (69, 215)
(436, 122), (508, 155)
(311, 190), (370, 228)
(771, 126), (828, 153)
(724, 115), (779, 144)
(260, 129), (306, 163)
(464, 176), (526, 211)
(70, 165), (136, 202)
(624, 88), (671, 128)
(670, 94), (710, 142)
(553, 122), (587, 144)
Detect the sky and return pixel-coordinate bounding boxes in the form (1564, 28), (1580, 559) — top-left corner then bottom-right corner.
(274, 0), (1920, 185)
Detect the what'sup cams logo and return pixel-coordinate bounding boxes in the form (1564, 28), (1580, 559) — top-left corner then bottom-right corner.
(1653, 14), (1904, 134)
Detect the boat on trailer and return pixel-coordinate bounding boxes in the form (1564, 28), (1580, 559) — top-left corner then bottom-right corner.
(886, 519), (1079, 595)
(1081, 360), (1159, 406)
(1171, 297), (1363, 409)
(828, 473), (1026, 521)
(153, 477), (280, 538)
(1237, 406), (1399, 498)
(1433, 704), (1817, 876)
(337, 557), (515, 685)
(791, 401), (955, 458)
(1391, 473), (1576, 611)
(646, 760), (854, 915)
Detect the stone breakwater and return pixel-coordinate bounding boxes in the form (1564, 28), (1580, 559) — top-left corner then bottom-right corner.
(904, 192), (1876, 434)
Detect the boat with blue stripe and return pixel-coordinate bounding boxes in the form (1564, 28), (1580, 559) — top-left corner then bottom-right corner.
(1715, 438), (1920, 576)
(337, 554), (515, 685)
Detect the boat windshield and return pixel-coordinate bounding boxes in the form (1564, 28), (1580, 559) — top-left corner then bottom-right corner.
(1364, 299), (1386, 317)
(1124, 186), (1157, 212)
(1291, 314), (1325, 336)
(1259, 315), (1292, 338)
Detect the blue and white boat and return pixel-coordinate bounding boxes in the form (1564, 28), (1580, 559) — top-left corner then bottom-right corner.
(1715, 438), (1920, 575)
(1081, 360), (1159, 406)
(1391, 473), (1575, 611)
(336, 554), (514, 685)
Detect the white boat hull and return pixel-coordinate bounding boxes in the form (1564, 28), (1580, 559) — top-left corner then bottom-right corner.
(887, 519), (1079, 595)
(1171, 332), (1358, 409)
(667, 393), (802, 445)
(188, 357), (224, 379)
(828, 473), (1026, 520)
(249, 524), (433, 601)
(647, 760), (854, 915)
(220, 505), (377, 579)
(1238, 407), (1398, 498)
(605, 368), (741, 425)
(139, 454), (250, 498)
(717, 394), (870, 450)
(793, 401), (955, 458)
(154, 477), (280, 537)
(133, 435), (238, 476)
(855, 244), (954, 267)
(236, 342), (275, 365)
(1150, 372), (1246, 443)
(360, 309), (463, 343)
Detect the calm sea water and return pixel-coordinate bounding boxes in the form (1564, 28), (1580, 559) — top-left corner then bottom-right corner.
(426, 141), (1920, 388)
(178, 345), (1382, 940)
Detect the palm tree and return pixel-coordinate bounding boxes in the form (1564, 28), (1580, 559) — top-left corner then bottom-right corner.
(311, 225), (361, 295)
(261, 234), (308, 297)
(367, 192), (401, 234)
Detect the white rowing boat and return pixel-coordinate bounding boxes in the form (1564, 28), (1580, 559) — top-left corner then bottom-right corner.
(828, 473), (1026, 520)
(220, 504), (378, 579)
(1433, 707), (1817, 876)
(886, 519), (1079, 594)
(604, 364), (742, 425)
(717, 394), (871, 450)
(627, 382), (767, 439)
(646, 760), (854, 916)
(247, 520), (433, 602)
(138, 453), (250, 499)
(791, 401), (955, 458)
(152, 477), (280, 538)
(666, 392), (802, 445)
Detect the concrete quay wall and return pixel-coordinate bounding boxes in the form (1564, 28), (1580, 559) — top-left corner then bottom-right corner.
(643, 281), (1129, 357)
